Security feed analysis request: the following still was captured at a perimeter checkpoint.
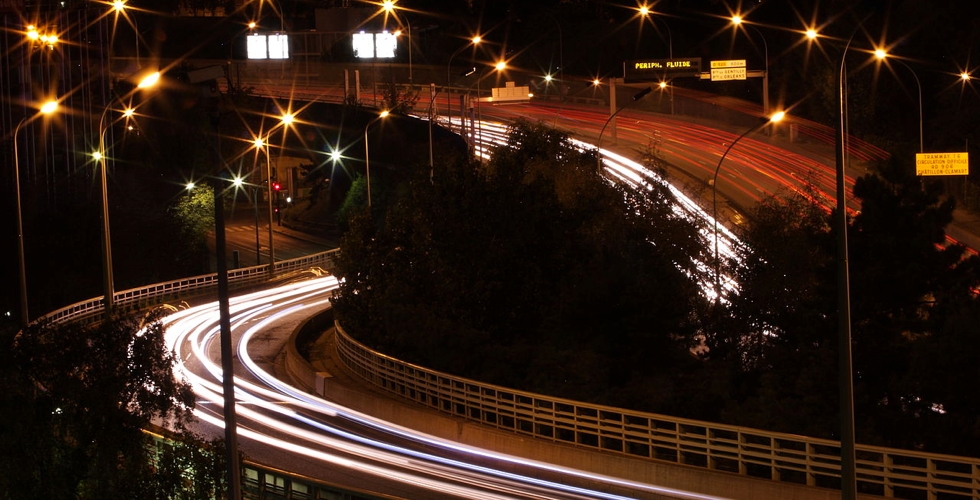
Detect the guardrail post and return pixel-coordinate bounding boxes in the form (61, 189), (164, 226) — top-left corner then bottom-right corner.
(806, 442), (816, 487)
(771, 437), (781, 481)
(738, 432), (747, 475)
(883, 452), (894, 497)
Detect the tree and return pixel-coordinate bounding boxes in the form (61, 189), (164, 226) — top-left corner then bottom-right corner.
(334, 120), (710, 411)
(718, 157), (980, 454)
(0, 313), (226, 499)
(170, 185), (216, 272)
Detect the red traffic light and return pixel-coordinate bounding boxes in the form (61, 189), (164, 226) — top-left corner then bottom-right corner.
(273, 182), (281, 191)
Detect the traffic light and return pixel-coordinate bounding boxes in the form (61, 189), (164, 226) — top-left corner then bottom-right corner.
(272, 182), (281, 191)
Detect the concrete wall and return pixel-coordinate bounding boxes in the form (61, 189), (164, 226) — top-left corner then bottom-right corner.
(284, 311), (880, 500)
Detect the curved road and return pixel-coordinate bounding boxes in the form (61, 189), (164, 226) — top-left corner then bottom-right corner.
(170, 87), (978, 498)
(163, 276), (729, 500)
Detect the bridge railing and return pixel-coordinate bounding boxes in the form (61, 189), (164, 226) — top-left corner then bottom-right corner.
(334, 323), (980, 500)
(37, 249), (340, 326)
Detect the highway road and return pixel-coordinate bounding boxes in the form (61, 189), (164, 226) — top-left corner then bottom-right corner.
(469, 99), (980, 253)
(173, 85), (979, 498)
(162, 276), (731, 500)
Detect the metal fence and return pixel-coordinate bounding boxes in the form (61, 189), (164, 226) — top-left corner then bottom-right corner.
(334, 323), (980, 500)
(37, 249), (340, 326)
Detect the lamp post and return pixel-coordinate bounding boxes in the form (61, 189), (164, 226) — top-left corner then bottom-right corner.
(835, 31), (862, 500)
(364, 110), (390, 208)
(112, 0), (140, 66)
(253, 136), (276, 275)
(475, 61), (506, 152)
(93, 70), (160, 311)
(639, 5), (673, 114)
(596, 86), (653, 171)
(427, 83), (437, 176)
(732, 16), (770, 117)
(382, 0), (412, 83)
(876, 50), (924, 152)
(13, 100), (58, 327)
(447, 36), (481, 132)
(711, 111), (785, 303)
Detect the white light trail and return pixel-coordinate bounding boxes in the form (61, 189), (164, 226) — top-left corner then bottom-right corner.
(164, 276), (732, 500)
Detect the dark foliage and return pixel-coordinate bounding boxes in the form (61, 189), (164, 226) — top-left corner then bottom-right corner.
(0, 313), (225, 499)
(333, 120), (710, 411)
(718, 156), (980, 455)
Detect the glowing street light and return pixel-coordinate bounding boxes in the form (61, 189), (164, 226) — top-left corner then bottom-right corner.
(253, 136), (277, 274)
(475, 61), (507, 149)
(711, 110), (786, 303)
(447, 36), (482, 131)
(94, 70), (160, 311)
(876, 48), (924, 152)
(730, 15), (770, 116)
(111, 0), (141, 66)
(364, 110), (390, 208)
(13, 99), (58, 326)
(638, 4), (674, 114)
(380, 0), (412, 83)
(26, 24), (58, 49)
(806, 29), (819, 41)
(961, 71), (972, 82)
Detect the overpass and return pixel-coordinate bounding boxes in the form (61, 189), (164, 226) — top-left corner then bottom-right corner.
(37, 251), (980, 500)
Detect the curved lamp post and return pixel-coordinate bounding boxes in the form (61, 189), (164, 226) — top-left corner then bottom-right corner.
(13, 100), (58, 326)
(639, 5), (674, 114)
(446, 36), (481, 132)
(732, 16), (770, 117)
(836, 31), (865, 500)
(253, 136), (277, 274)
(596, 86), (653, 171)
(93, 70), (160, 311)
(876, 50), (924, 152)
(475, 61), (507, 152)
(112, 0), (140, 66)
(364, 110), (390, 207)
(711, 110), (785, 303)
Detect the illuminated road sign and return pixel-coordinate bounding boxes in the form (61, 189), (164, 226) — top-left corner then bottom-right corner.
(624, 58), (702, 82)
(916, 152), (969, 176)
(710, 60), (747, 81)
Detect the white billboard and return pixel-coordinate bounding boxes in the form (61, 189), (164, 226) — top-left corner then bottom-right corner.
(353, 31), (398, 59)
(247, 33), (290, 60)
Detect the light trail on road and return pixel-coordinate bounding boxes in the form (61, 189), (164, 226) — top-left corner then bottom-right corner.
(448, 115), (742, 301)
(163, 276), (732, 500)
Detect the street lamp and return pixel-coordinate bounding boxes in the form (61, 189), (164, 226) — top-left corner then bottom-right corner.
(13, 99), (58, 326)
(731, 15), (770, 117)
(876, 49), (924, 152)
(364, 110), (390, 208)
(475, 61), (506, 151)
(253, 136), (277, 275)
(639, 5), (674, 114)
(447, 36), (482, 131)
(835, 31), (868, 500)
(596, 86), (653, 171)
(94, 70), (160, 311)
(383, 0), (411, 84)
(111, 0), (141, 67)
(711, 110), (785, 303)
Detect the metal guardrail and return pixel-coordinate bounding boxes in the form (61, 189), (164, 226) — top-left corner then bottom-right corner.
(334, 323), (980, 500)
(39, 249), (372, 498)
(37, 249), (340, 326)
